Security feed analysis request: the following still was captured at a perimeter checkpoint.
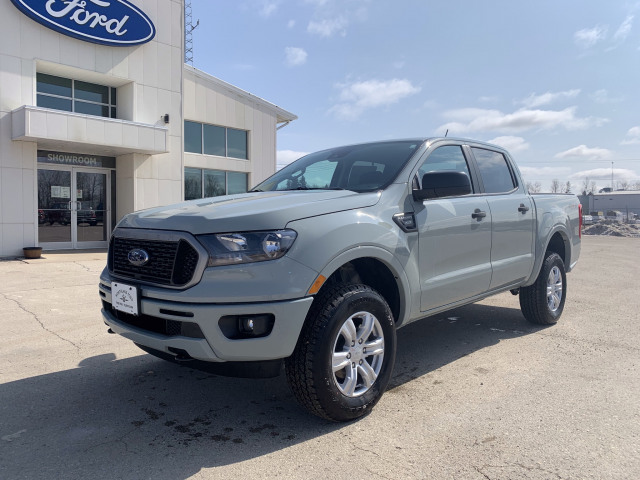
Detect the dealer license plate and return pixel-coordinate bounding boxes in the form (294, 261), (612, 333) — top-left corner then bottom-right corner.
(112, 282), (139, 316)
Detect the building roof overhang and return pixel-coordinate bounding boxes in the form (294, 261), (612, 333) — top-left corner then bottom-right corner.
(11, 105), (168, 157)
(184, 65), (298, 124)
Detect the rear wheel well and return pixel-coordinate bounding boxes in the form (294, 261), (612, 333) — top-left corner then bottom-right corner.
(546, 232), (567, 264)
(318, 258), (401, 324)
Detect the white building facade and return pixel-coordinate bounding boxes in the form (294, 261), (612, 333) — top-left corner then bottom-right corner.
(0, 0), (296, 257)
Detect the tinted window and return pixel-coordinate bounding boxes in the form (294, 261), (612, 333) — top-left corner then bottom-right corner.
(418, 145), (472, 190)
(204, 170), (226, 197)
(184, 121), (202, 154)
(227, 172), (248, 194)
(75, 80), (109, 103)
(74, 101), (109, 117)
(227, 128), (248, 159)
(37, 73), (72, 97)
(37, 94), (72, 112)
(256, 141), (421, 193)
(203, 124), (226, 156)
(184, 168), (202, 200)
(472, 148), (516, 193)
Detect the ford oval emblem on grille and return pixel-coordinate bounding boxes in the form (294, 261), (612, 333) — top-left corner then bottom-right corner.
(127, 249), (149, 266)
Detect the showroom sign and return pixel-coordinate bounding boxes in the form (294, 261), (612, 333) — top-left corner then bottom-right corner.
(10, 0), (155, 46)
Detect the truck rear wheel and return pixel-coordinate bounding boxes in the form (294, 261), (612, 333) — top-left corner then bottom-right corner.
(285, 283), (396, 422)
(519, 252), (566, 325)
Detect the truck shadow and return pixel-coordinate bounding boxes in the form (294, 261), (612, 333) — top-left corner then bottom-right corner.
(1, 301), (543, 479)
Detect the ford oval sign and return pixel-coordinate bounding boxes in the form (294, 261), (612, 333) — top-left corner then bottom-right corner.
(127, 248), (149, 267)
(11, 0), (156, 46)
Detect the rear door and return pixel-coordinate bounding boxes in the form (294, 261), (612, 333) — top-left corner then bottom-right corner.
(469, 147), (535, 289)
(413, 144), (493, 311)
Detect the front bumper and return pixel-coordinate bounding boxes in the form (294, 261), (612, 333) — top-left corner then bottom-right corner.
(100, 281), (314, 362)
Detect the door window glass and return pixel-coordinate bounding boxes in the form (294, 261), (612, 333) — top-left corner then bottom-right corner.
(37, 169), (72, 244)
(472, 148), (516, 193)
(417, 145), (472, 190)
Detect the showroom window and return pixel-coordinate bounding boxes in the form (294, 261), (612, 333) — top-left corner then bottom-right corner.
(36, 73), (117, 119)
(185, 168), (248, 200)
(184, 121), (248, 159)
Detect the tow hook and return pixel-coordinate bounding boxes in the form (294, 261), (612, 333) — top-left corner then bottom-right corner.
(168, 347), (194, 362)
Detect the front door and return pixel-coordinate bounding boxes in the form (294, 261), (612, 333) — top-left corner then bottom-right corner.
(38, 167), (110, 249)
(413, 145), (493, 312)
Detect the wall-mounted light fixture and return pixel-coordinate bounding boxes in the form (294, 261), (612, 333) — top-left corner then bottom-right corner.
(163, 114), (170, 124)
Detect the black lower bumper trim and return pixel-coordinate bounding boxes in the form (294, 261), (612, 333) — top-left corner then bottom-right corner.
(134, 343), (283, 378)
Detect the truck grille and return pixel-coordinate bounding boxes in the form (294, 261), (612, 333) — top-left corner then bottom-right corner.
(109, 236), (200, 287)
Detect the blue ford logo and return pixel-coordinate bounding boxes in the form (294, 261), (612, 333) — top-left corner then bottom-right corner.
(127, 248), (149, 267)
(11, 0), (156, 47)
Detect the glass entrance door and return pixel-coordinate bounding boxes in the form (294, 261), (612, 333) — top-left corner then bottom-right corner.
(75, 170), (108, 247)
(38, 167), (110, 249)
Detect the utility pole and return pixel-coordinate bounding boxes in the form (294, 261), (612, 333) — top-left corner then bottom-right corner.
(611, 161), (614, 191)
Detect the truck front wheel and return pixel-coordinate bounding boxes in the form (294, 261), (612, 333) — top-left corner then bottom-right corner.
(519, 252), (567, 325)
(285, 284), (396, 422)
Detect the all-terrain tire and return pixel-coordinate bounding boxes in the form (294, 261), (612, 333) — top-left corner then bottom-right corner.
(520, 252), (567, 325)
(285, 283), (396, 422)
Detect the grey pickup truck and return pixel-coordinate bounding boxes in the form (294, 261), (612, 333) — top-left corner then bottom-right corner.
(100, 138), (581, 421)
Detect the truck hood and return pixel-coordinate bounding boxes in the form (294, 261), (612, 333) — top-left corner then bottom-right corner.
(116, 190), (381, 234)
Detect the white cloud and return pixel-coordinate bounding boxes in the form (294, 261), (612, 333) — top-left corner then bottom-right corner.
(520, 166), (571, 178)
(520, 89), (580, 108)
(277, 150), (309, 170)
(330, 78), (421, 120)
(555, 145), (613, 161)
(259, 0), (281, 17)
(574, 25), (608, 48)
(590, 89), (623, 104)
(284, 47), (308, 67)
(437, 107), (608, 135)
(570, 168), (640, 182)
(287, 19), (296, 28)
(307, 16), (348, 37)
(487, 136), (530, 153)
(622, 126), (640, 145)
(613, 15), (634, 41)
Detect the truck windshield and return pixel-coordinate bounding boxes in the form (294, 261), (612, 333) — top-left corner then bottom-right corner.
(253, 140), (423, 193)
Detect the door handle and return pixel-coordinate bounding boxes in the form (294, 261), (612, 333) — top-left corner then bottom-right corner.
(518, 204), (530, 214)
(472, 209), (487, 220)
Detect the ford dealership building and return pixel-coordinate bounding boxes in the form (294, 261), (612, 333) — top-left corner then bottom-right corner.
(0, 0), (296, 256)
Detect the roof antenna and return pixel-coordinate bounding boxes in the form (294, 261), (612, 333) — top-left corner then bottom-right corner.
(445, 129), (448, 138)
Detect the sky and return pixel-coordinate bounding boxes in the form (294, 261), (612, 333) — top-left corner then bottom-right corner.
(190, 0), (640, 192)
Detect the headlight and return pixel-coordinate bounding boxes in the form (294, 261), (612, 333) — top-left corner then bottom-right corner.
(197, 230), (297, 267)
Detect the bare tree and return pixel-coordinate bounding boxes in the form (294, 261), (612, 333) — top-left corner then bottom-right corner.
(550, 179), (561, 193)
(581, 178), (596, 195)
(618, 179), (630, 191)
(633, 181), (640, 191)
(525, 181), (542, 193)
(563, 181), (572, 194)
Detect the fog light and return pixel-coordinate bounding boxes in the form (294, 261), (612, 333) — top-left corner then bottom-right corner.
(219, 314), (275, 339)
(242, 317), (255, 332)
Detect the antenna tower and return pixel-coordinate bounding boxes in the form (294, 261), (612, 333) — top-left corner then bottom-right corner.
(184, 0), (199, 65)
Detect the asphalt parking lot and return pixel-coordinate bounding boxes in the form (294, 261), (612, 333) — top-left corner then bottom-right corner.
(1, 236), (639, 480)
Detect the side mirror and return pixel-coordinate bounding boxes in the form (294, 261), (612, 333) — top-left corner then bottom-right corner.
(413, 171), (471, 201)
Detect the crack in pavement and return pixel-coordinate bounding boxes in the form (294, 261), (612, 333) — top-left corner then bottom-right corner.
(0, 292), (80, 351)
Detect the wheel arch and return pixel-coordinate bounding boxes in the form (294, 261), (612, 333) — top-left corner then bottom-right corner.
(524, 227), (571, 287)
(312, 246), (411, 327)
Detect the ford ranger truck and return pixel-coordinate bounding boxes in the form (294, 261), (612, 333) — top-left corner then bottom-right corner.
(100, 138), (581, 422)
